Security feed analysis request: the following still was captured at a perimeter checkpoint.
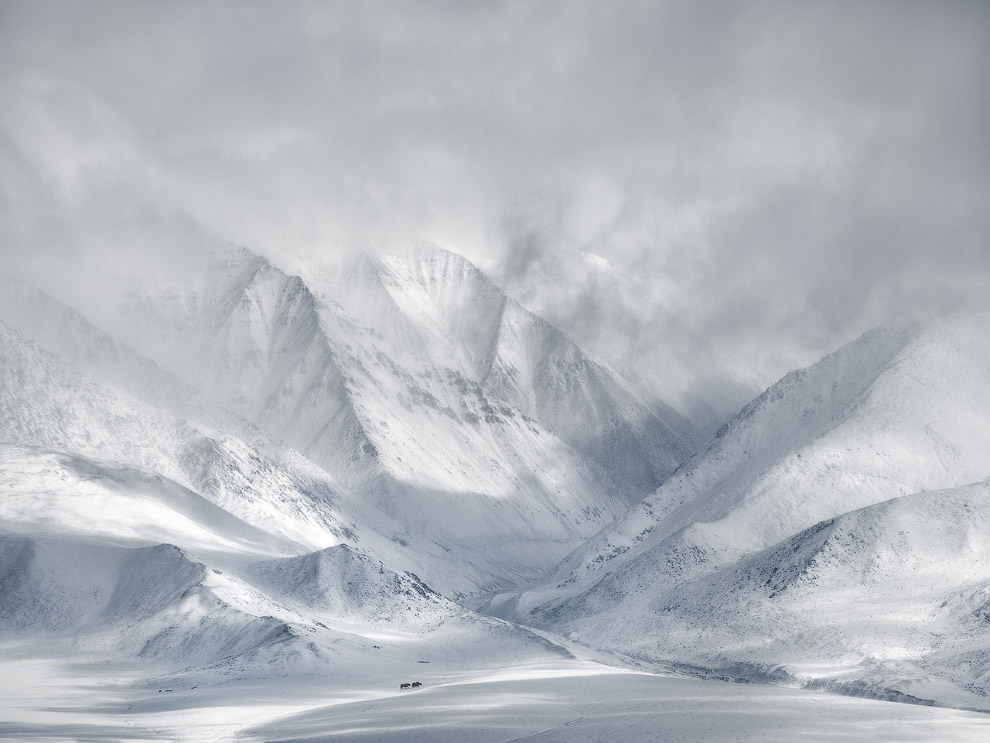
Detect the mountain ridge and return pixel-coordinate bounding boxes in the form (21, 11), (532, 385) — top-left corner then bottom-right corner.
(482, 313), (990, 707)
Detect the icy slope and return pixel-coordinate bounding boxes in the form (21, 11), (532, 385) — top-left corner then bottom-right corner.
(500, 316), (990, 618)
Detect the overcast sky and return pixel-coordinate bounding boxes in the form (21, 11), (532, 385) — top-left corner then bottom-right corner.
(1, 0), (988, 384)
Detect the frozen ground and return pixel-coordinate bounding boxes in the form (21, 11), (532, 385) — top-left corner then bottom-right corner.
(2, 650), (988, 743)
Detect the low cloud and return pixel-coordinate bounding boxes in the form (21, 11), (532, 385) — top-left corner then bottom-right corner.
(1, 0), (987, 385)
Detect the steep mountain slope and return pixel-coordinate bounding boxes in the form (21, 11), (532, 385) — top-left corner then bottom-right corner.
(119, 249), (378, 484)
(368, 246), (703, 492)
(497, 316), (990, 618)
(105, 245), (702, 594)
(488, 314), (990, 707)
(121, 245), (699, 496)
(0, 257), (655, 595)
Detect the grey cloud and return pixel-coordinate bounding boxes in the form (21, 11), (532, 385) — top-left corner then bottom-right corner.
(1, 0), (987, 387)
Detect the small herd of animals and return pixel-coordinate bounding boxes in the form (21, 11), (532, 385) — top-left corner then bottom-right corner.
(399, 682), (423, 690)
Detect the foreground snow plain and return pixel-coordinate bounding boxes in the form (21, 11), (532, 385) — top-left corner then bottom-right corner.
(3, 652), (990, 742)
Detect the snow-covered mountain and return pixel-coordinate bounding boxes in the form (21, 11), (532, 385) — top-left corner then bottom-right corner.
(116, 245), (702, 495)
(0, 320), (589, 697)
(0, 240), (709, 600)
(488, 314), (990, 706)
(361, 246), (704, 491)
(515, 480), (990, 709)
(0, 318), (358, 552)
(0, 242), (726, 736)
(93, 245), (703, 595)
(4, 240), (989, 720)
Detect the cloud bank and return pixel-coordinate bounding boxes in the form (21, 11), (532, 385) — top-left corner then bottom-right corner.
(1, 0), (987, 383)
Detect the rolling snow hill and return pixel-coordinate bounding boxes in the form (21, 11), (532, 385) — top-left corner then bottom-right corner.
(519, 481), (990, 709)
